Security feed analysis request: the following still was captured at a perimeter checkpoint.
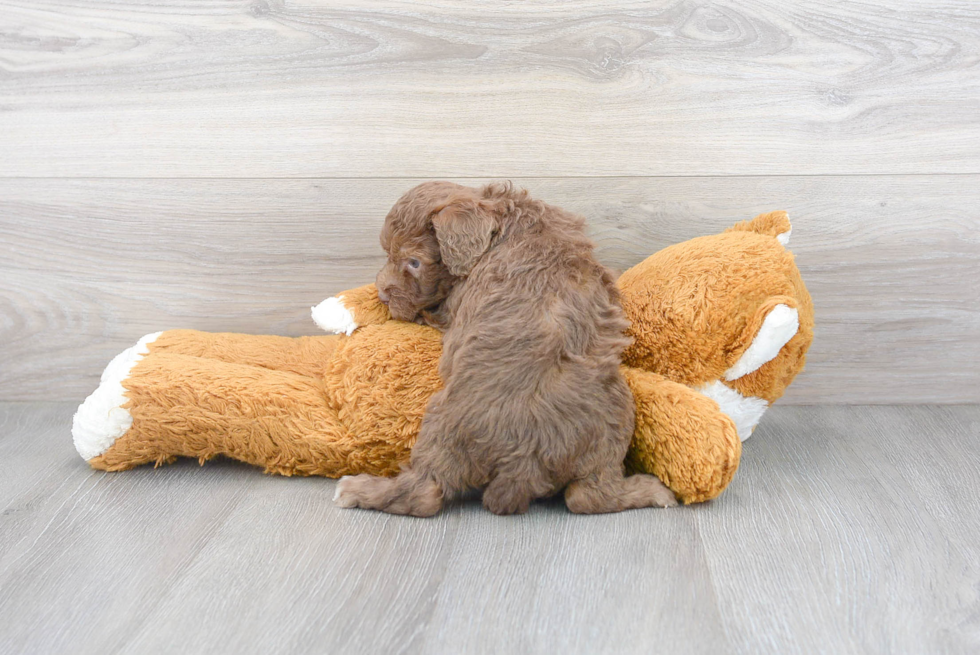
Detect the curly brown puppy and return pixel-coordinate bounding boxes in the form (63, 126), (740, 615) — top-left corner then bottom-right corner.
(333, 181), (677, 516)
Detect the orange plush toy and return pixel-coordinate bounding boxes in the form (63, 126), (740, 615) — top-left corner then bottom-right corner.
(72, 212), (812, 504)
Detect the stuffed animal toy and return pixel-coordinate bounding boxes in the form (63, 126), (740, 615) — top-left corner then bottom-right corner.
(72, 211), (812, 504)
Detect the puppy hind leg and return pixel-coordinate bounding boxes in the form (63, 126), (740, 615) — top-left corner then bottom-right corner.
(565, 469), (678, 514)
(482, 462), (553, 516)
(333, 467), (444, 517)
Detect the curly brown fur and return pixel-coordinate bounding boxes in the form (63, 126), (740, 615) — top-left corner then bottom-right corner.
(336, 181), (677, 516)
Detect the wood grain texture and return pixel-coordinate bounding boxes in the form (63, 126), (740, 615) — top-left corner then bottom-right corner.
(1, 0), (979, 177)
(2, 176), (977, 404)
(1, 402), (978, 654)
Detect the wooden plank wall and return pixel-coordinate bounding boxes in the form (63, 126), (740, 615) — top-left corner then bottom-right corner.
(1, 1), (978, 403)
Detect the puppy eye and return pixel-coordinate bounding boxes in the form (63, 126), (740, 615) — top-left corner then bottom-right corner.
(408, 258), (421, 269)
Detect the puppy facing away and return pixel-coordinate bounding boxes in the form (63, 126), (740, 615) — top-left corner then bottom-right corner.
(334, 181), (677, 516)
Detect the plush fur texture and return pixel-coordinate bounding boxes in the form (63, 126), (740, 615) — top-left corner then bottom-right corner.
(74, 208), (812, 506)
(89, 326), (442, 477)
(618, 211), (813, 406)
(336, 182), (676, 516)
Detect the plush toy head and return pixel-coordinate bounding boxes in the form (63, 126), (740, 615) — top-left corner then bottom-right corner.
(618, 210), (814, 440)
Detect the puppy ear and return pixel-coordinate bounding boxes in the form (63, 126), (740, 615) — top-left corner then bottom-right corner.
(432, 197), (499, 277)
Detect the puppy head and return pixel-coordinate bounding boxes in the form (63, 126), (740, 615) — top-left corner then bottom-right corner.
(377, 181), (502, 322)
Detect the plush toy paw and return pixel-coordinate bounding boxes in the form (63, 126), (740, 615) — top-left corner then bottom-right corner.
(311, 297), (358, 335)
(313, 284), (394, 334)
(693, 381), (769, 442)
(72, 332), (162, 461)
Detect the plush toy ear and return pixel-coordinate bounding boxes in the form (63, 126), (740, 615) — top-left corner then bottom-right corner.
(431, 197), (499, 277)
(726, 210), (792, 245)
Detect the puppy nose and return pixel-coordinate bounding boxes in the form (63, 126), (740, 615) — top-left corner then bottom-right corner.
(378, 288), (390, 304)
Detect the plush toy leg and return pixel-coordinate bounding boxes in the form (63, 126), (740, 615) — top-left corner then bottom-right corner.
(622, 367), (741, 504)
(74, 331), (413, 477)
(72, 332), (163, 462)
(312, 283), (392, 335)
(107, 351), (410, 476)
(72, 329), (343, 464)
(147, 329), (341, 378)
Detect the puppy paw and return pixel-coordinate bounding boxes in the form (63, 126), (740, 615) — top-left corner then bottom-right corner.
(635, 473), (680, 508)
(482, 487), (532, 516)
(332, 475), (361, 508)
(312, 297), (358, 335)
(651, 483), (680, 508)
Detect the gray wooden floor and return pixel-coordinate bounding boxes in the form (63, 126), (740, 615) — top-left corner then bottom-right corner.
(1, 403), (978, 654)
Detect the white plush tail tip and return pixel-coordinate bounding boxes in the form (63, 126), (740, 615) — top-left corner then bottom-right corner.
(312, 296), (358, 335)
(71, 332), (162, 461)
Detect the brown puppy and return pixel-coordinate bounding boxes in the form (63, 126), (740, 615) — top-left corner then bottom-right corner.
(334, 181), (677, 516)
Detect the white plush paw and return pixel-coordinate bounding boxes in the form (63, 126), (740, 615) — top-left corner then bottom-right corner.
(72, 332), (162, 461)
(311, 296), (358, 336)
(695, 380), (769, 442)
